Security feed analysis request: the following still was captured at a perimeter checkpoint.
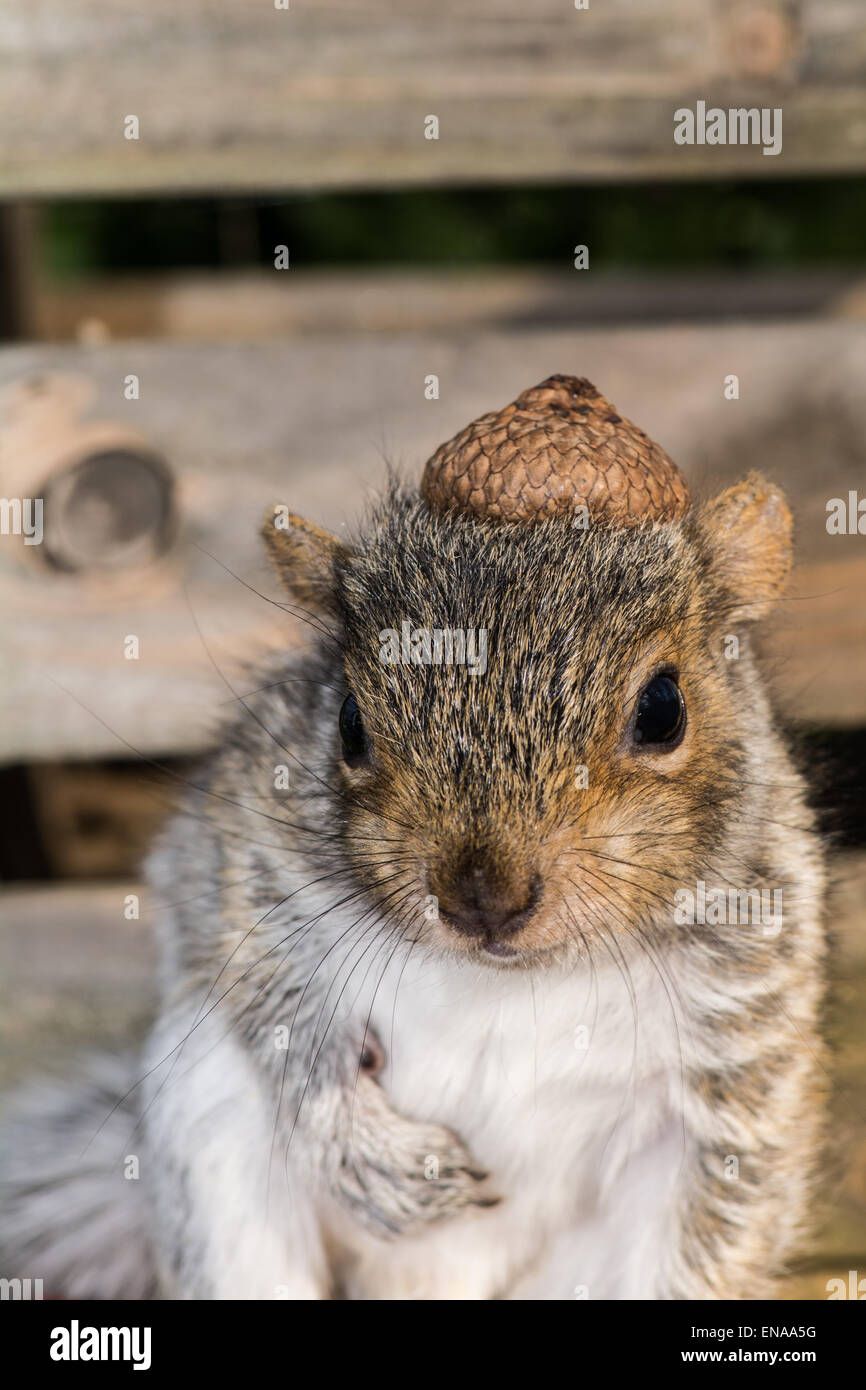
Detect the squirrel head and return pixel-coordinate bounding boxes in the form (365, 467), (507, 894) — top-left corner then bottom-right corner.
(263, 378), (793, 967)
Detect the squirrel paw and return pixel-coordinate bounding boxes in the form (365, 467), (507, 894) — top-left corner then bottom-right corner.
(334, 1080), (501, 1238)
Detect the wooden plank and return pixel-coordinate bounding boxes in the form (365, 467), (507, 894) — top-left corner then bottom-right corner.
(31, 267), (866, 344)
(0, 884), (155, 1087)
(0, 318), (864, 763)
(783, 851), (866, 1298)
(1, 1), (866, 195)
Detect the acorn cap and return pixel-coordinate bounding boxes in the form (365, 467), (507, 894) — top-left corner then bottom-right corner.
(420, 375), (690, 525)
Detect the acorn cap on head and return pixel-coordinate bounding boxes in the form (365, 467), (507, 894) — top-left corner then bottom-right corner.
(420, 374), (690, 526)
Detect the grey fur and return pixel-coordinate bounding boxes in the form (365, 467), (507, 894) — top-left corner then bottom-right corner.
(0, 1054), (157, 1299)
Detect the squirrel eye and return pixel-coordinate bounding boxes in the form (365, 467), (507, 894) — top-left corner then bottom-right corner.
(633, 674), (685, 748)
(339, 693), (370, 765)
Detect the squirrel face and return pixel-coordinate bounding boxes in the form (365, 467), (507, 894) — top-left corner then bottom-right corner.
(264, 380), (794, 967)
(264, 477), (792, 968)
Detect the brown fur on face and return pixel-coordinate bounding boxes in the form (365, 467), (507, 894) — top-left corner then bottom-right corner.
(263, 473), (793, 965)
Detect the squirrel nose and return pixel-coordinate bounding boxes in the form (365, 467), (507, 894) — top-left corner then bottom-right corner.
(434, 864), (541, 941)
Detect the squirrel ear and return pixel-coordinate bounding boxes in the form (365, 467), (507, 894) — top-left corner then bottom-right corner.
(696, 473), (793, 622)
(261, 506), (349, 618)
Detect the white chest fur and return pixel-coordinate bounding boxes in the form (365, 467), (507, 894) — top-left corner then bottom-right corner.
(339, 948), (690, 1299)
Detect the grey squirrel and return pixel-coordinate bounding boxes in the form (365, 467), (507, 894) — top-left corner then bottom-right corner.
(0, 377), (826, 1298)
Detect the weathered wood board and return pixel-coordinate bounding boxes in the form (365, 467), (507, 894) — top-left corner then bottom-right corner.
(33, 268), (866, 344)
(1, 1), (866, 194)
(0, 884), (155, 1088)
(3, 849), (866, 1297)
(0, 319), (864, 763)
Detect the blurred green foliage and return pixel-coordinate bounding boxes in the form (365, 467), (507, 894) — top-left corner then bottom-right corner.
(43, 177), (866, 277)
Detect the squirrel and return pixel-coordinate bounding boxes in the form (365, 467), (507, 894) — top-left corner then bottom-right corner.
(0, 376), (826, 1299)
